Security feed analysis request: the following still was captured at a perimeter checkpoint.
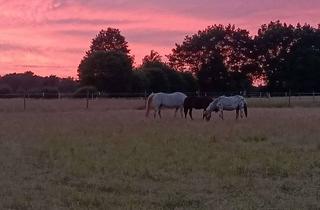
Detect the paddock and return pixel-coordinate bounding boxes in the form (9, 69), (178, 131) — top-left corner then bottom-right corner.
(0, 98), (319, 209)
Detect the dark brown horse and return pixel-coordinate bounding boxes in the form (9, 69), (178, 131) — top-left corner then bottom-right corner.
(183, 96), (213, 120)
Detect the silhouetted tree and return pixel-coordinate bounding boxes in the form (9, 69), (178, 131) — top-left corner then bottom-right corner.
(138, 51), (198, 92)
(78, 51), (133, 92)
(142, 67), (170, 92)
(141, 50), (162, 67)
(255, 21), (296, 91)
(256, 21), (320, 91)
(58, 77), (78, 93)
(180, 72), (198, 92)
(0, 71), (78, 94)
(196, 54), (230, 92)
(168, 24), (254, 91)
(283, 24), (320, 91)
(86, 28), (133, 64)
(168, 24), (253, 72)
(131, 70), (149, 92)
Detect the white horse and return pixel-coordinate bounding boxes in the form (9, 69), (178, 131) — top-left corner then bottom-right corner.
(203, 95), (247, 121)
(145, 92), (187, 118)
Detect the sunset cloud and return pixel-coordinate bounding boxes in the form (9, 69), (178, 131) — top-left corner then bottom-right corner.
(0, 0), (319, 77)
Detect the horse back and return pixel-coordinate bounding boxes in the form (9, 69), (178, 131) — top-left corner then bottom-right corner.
(184, 96), (213, 109)
(154, 92), (186, 108)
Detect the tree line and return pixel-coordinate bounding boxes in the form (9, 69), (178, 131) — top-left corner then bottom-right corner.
(0, 71), (78, 97)
(78, 21), (320, 93)
(1, 20), (319, 96)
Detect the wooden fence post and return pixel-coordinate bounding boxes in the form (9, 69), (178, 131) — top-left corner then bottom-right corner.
(313, 90), (315, 103)
(288, 90), (291, 107)
(23, 92), (26, 111)
(86, 90), (89, 109)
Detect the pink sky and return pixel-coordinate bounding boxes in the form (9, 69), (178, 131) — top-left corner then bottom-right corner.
(0, 0), (319, 78)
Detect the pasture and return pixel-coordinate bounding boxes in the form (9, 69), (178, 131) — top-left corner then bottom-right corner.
(0, 98), (320, 210)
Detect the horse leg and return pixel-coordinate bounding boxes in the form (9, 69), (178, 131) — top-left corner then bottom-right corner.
(219, 109), (224, 120)
(180, 107), (183, 118)
(174, 107), (179, 117)
(184, 107), (188, 118)
(189, 108), (193, 120)
(154, 108), (157, 119)
(158, 107), (162, 118)
(240, 109), (244, 118)
(218, 105), (224, 120)
(236, 106), (239, 120)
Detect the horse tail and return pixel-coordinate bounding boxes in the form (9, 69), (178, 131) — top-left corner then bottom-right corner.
(145, 93), (154, 117)
(244, 102), (248, 117)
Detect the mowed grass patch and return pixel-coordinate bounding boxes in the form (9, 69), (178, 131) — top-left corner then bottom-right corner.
(0, 102), (320, 209)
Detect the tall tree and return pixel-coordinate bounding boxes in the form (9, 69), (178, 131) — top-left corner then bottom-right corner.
(87, 28), (130, 55)
(78, 51), (132, 92)
(138, 51), (197, 92)
(256, 21), (320, 91)
(78, 28), (134, 92)
(86, 28), (133, 64)
(168, 24), (254, 91)
(141, 50), (162, 67)
(283, 24), (320, 91)
(196, 54), (230, 92)
(168, 24), (253, 73)
(255, 21), (296, 91)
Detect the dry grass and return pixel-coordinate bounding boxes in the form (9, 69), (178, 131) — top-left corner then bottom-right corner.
(0, 98), (320, 209)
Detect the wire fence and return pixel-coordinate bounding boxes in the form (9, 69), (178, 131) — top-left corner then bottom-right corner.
(0, 91), (320, 111)
(1, 90), (320, 98)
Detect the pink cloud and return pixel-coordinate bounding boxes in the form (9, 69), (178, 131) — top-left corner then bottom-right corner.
(0, 0), (319, 77)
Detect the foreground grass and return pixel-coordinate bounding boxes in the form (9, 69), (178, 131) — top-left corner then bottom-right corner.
(0, 100), (320, 209)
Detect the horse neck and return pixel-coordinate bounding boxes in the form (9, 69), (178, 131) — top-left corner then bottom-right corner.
(208, 100), (218, 112)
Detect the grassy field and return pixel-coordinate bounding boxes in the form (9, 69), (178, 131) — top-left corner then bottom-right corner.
(0, 98), (320, 209)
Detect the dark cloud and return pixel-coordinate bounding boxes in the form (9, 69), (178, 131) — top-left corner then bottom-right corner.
(55, 29), (97, 37)
(0, 43), (83, 54)
(15, 64), (75, 69)
(47, 18), (140, 25)
(125, 29), (193, 46)
(55, 28), (193, 46)
(52, 0), (320, 20)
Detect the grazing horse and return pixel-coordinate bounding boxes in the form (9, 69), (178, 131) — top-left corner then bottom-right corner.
(145, 92), (187, 118)
(183, 96), (213, 120)
(203, 95), (247, 121)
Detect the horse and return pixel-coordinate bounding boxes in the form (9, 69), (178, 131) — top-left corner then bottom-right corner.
(145, 92), (187, 118)
(183, 96), (213, 120)
(203, 95), (247, 121)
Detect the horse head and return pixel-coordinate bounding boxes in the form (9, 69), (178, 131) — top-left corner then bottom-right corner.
(203, 110), (212, 121)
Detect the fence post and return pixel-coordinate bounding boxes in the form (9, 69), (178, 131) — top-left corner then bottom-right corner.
(313, 90), (315, 103)
(144, 90), (147, 103)
(86, 90), (89, 109)
(288, 90), (291, 107)
(23, 92), (26, 111)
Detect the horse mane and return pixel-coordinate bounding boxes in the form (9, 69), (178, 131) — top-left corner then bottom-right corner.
(145, 93), (154, 117)
(208, 97), (219, 111)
